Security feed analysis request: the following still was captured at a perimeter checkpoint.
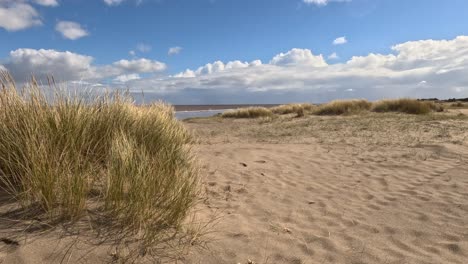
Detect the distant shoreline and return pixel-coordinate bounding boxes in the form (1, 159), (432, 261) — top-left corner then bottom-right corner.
(173, 98), (468, 112)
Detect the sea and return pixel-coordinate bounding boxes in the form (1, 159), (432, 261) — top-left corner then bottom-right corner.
(173, 104), (280, 120)
(175, 109), (227, 120)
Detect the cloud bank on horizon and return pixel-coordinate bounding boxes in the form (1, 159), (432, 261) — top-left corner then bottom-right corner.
(2, 36), (467, 103)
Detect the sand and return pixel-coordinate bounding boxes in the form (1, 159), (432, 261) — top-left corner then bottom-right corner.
(1, 111), (468, 263)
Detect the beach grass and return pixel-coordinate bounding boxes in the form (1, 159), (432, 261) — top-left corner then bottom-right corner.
(0, 72), (200, 248)
(371, 98), (444, 114)
(219, 99), (445, 119)
(271, 103), (315, 116)
(221, 107), (273, 118)
(313, 99), (372, 115)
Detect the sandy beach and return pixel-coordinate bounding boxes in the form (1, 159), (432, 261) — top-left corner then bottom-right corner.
(184, 109), (468, 264)
(1, 109), (468, 263)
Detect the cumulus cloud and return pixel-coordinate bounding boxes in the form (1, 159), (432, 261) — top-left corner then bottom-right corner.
(0, 2), (42, 31)
(55, 21), (89, 40)
(270, 48), (327, 67)
(168, 46), (183, 56)
(2, 48), (166, 83)
(174, 59), (262, 78)
(333, 36), (347, 45)
(303, 0), (350, 6)
(4, 48), (93, 82)
(33, 0), (58, 6)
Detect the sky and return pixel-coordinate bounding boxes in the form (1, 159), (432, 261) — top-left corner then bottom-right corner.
(1, 0), (468, 104)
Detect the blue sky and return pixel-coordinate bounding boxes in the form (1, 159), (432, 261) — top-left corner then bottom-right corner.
(1, 0), (468, 104)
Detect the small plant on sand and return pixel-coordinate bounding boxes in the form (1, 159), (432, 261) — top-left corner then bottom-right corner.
(371, 99), (443, 114)
(0, 72), (200, 252)
(221, 107), (273, 118)
(313, 99), (372, 115)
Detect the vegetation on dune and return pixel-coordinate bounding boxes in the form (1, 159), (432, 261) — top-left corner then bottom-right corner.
(271, 103), (315, 117)
(371, 98), (444, 114)
(313, 99), (372, 116)
(221, 107), (273, 118)
(218, 98), (446, 119)
(450, 101), (467, 108)
(0, 72), (200, 248)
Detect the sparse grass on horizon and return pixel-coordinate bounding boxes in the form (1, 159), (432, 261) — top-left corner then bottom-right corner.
(221, 107), (273, 118)
(0, 72), (200, 250)
(218, 99), (445, 119)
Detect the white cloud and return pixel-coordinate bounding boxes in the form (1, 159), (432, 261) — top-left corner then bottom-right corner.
(168, 46), (183, 56)
(2, 48), (166, 83)
(129, 50), (136, 56)
(4, 48), (94, 82)
(328, 52), (339, 60)
(175, 59), (262, 78)
(303, 0), (350, 6)
(136, 43), (151, 53)
(55, 21), (89, 40)
(113, 58), (166, 73)
(114, 73), (141, 83)
(333, 36), (347, 45)
(103, 0), (125, 6)
(0, 2), (42, 31)
(33, 0), (58, 6)
(270, 48), (327, 67)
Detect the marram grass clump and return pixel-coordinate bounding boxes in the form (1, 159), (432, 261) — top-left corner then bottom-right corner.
(221, 107), (273, 118)
(271, 103), (315, 117)
(0, 72), (199, 247)
(313, 99), (372, 115)
(371, 99), (444, 114)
